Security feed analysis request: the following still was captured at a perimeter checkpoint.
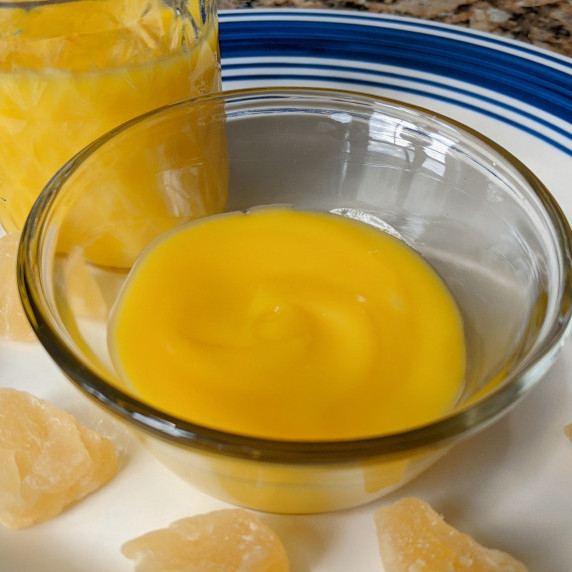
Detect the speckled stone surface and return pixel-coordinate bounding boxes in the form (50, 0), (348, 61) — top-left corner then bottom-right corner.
(216, 0), (572, 57)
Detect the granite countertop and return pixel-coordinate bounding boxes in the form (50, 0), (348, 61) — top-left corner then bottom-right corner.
(216, 0), (572, 58)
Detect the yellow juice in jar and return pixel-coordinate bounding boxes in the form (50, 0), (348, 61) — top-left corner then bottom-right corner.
(109, 208), (466, 441)
(0, 0), (222, 233)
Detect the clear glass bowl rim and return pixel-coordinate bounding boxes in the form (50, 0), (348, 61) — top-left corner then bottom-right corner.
(18, 86), (572, 464)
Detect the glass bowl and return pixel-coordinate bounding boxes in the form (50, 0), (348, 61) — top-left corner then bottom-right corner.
(18, 87), (572, 514)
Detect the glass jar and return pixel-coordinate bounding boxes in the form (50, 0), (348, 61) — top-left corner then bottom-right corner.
(0, 0), (221, 232)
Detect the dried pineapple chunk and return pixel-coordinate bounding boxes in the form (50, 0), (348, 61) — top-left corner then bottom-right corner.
(374, 497), (527, 572)
(121, 508), (290, 571)
(0, 232), (35, 342)
(564, 423), (572, 441)
(0, 388), (118, 529)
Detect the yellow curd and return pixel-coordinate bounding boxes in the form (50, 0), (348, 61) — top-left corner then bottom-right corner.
(109, 208), (466, 441)
(0, 0), (221, 233)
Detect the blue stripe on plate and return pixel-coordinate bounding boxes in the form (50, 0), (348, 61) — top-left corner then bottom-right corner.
(223, 60), (572, 146)
(218, 16), (572, 131)
(223, 71), (572, 157)
(220, 10), (572, 71)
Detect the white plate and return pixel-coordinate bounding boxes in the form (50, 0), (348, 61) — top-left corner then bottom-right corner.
(2, 9), (572, 571)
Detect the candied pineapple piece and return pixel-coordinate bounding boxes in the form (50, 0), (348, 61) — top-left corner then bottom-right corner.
(564, 423), (572, 441)
(0, 388), (118, 529)
(374, 497), (527, 572)
(0, 232), (35, 342)
(121, 508), (290, 572)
